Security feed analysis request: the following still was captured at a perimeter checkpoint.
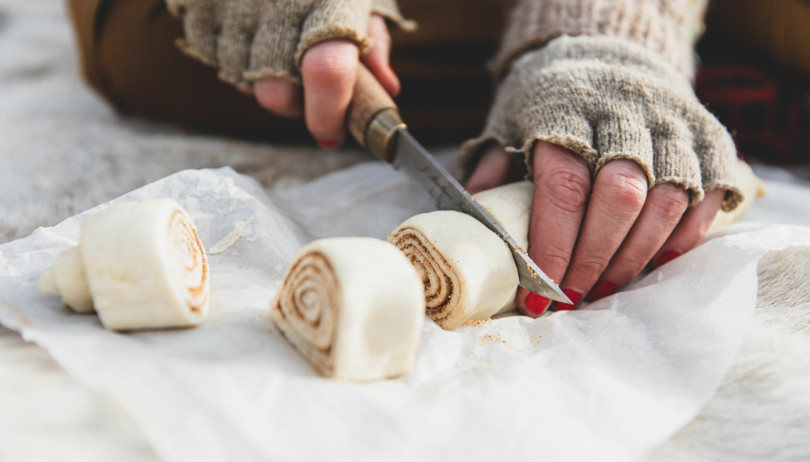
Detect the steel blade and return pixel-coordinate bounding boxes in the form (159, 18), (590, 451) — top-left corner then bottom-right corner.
(391, 129), (570, 303)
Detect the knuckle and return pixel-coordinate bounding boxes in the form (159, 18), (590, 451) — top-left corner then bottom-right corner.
(649, 185), (689, 223)
(302, 45), (357, 87)
(574, 254), (612, 277)
(540, 169), (591, 214)
(597, 169), (648, 214)
(256, 89), (297, 115)
(254, 80), (301, 116)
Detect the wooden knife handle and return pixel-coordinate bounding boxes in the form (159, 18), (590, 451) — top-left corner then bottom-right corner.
(348, 64), (406, 163)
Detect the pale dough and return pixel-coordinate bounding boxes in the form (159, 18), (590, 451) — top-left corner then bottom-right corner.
(38, 247), (94, 313)
(388, 208), (521, 331)
(270, 237), (424, 381)
(38, 199), (209, 331)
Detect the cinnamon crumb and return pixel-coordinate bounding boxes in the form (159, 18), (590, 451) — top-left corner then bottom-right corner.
(478, 331), (508, 346)
(461, 318), (492, 328)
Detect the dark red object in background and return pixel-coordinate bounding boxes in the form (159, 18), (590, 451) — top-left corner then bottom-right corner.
(696, 34), (810, 167)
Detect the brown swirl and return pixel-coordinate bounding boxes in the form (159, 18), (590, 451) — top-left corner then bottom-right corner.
(167, 209), (209, 313)
(271, 251), (340, 375)
(387, 227), (459, 328)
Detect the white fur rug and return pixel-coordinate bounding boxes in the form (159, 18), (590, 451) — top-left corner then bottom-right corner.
(1, 1), (809, 461)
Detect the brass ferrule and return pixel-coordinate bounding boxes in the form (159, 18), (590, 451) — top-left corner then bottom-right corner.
(366, 108), (407, 163)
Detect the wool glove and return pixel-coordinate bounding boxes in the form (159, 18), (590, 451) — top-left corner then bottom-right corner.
(165, 0), (414, 86)
(462, 0), (744, 212)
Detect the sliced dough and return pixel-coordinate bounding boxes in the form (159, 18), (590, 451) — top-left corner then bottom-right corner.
(387, 181), (532, 330)
(472, 181), (534, 251)
(271, 237), (424, 381)
(38, 199), (209, 331)
(388, 209), (520, 330)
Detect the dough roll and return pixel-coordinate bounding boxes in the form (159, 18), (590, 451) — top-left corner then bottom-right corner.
(271, 237), (424, 381)
(40, 199), (210, 331)
(387, 207), (522, 330)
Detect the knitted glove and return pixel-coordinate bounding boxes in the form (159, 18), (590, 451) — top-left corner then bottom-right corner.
(165, 0), (414, 86)
(462, 0), (743, 211)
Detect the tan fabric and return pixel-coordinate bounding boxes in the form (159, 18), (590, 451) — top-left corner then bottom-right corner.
(67, 0), (312, 143)
(461, 35), (744, 211)
(165, 0), (414, 86)
(492, 0), (709, 79)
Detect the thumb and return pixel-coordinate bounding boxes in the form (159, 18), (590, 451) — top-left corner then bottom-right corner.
(362, 14), (400, 97)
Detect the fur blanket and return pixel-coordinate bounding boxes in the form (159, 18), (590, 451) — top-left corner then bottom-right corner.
(1, 2), (808, 461)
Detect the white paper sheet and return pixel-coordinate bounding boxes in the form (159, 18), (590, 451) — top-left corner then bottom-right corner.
(2, 165), (809, 462)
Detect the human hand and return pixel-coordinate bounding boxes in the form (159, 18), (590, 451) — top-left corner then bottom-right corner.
(469, 142), (726, 314)
(250, 15), (399, 149)
(464, 36), (743, 315)
(166, 0), (412, 148)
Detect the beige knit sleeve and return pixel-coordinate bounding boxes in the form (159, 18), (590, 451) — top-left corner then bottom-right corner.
(492, 0), (709, 78)
(165, 0), (414, 87)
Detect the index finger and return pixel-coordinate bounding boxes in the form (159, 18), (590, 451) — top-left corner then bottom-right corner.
(300, 40), (359, 149)
(518, 141), (591, 316)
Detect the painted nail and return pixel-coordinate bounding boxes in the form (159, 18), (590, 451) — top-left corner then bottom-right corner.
(525, 292), (550, 316)
(654, 250), (682, 268)
(552, 289), (583, 311)
(318, 139), (340, 150)
(588, 280), (618, 301)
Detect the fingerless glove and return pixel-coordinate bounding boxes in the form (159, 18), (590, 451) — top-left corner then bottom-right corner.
(165, 0), (414, 86)
(462, 0), (744, 211)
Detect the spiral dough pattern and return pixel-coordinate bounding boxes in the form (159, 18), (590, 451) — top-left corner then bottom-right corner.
(270, 237), (425, 381)
(387, 227), (460, 326)
(167, 209), (209, 314)
(388, 210), (520, 330)
(272, 251), (340, 376)
(75, 199), (210, 331)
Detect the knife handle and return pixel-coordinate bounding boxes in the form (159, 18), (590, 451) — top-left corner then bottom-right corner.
(348, 64), (407, 163)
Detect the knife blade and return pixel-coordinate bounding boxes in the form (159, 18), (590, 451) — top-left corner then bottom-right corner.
(348, 65), (570, 303)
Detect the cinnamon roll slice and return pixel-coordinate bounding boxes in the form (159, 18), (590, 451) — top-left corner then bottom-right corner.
(39, 199), (209, 330)
(271, 237), (424, 381)
(387, 182), (534, 330)
(387, 211), (520, 330)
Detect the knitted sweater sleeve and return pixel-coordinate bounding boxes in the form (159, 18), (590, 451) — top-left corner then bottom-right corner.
(492, 0), (709, 79)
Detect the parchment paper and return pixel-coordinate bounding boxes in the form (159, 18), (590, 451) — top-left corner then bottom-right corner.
(2, 164), (809, 462)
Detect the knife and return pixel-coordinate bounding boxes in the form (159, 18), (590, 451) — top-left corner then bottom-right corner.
(347, 65), (570, 303)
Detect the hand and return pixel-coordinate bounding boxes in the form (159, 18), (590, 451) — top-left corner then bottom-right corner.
(468, 142), (725, 315)
(167, 0), (412, 148)
(249, 15), (399, 149)
(462, 36), (743, 315)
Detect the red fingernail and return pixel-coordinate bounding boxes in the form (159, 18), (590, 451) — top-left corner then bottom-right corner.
(654, 250), (682, 268)
(552, 289), (583, 311)
(318, 139), (339, 150)
(525, 292), (550, 316)
(588, 280), (618, 301)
